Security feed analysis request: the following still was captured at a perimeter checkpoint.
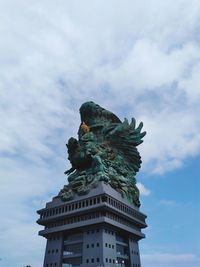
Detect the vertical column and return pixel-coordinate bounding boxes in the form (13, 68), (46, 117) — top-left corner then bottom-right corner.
(129, 237), (141, 267)
(103, 228), (117, 267)
(82, 228), (103, 267)
(43, 233), (63, 267)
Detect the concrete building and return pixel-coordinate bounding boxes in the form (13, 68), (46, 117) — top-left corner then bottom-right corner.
(37, 182), (147, 267)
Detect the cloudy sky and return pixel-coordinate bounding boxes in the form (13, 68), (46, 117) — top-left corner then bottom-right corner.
(0, 0), (200, 266)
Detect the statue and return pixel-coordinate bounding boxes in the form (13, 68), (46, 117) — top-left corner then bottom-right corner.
(59, 101), (146, 207)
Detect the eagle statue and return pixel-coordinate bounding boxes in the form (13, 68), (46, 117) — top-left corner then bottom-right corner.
(59, 101), (146, 207)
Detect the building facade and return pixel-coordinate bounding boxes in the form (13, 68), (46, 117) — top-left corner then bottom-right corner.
(37, 182), (147, 267)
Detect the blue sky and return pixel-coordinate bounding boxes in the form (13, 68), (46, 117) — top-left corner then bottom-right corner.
(0, 0), (200, 266)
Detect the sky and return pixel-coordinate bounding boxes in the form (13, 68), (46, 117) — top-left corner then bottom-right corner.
(0, 0), (200, 266)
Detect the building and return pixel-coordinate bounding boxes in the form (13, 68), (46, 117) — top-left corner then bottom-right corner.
(37, 182), (147, 267)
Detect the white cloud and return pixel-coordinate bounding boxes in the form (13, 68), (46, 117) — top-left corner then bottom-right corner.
(137, 182), (151, 196)
(0, 0), (200, 266)
(142, 253), (200, 267)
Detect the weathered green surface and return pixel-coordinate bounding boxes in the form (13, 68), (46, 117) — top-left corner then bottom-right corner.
(59, 101), (146, 207)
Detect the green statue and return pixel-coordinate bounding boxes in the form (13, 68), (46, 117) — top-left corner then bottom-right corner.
(59, 101), (146, 207)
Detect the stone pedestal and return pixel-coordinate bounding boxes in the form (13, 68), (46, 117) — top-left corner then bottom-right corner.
(37, 182), (147, 267)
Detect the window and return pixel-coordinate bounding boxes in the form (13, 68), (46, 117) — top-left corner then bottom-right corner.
(63, 243), (82, 255)
(91, 244), (94, 248)
(109, 244), (111, 248)
(56, 249), (58, 253)
(112, 245), (114, 249)
(86, 244), (89, 248)
(54, 263), (57, 266)
(105, 243), (108, 247)
(96, 229), (99, 232)
(91, 259), (94, 263)
(48, 250), (50, 254)
(63, 257), (82, 266)
(106, 258), (108, 263)
(86, 259), (89, 263)
(113, 259), (115, 263)
(97, 258), (100, 262)
(109, 259), (111, 263)
(97, 243), (99, 247)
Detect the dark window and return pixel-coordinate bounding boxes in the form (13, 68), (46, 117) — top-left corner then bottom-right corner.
(91, 258), (94, 263)
(91, 230), (94, 234)
(86, 259), (89, 263)
(93, 198), (96, 204)
(79, 202), (81, 208)
(113, 259), (115, 263)
(48, 250), (50, 254)
(105, 243), (108, 247)
(52, 249), (54, 253)
(112, 245), (114, 249)
(101, 195), (107, 202)
(86, 244), (89, 248)
(86, 200), (88, 206)
(54, 263), (57, 266)
(109, 259), (111, 263)
(97, 258), (100, 262)
(56, 249), (58, 253)
(91, 244), (94, 248)
(97, 197), (100, 203)
(87, 231), (90, 234)
(90, 199), (93, 205)
(106, 258), (108, 263)
(96, 229), (99, 232)
(97, 243), (99, 247)
(109, 244), (111, 248)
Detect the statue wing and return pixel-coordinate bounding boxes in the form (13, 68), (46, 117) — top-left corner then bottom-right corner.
(104, 118), (146, 174)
